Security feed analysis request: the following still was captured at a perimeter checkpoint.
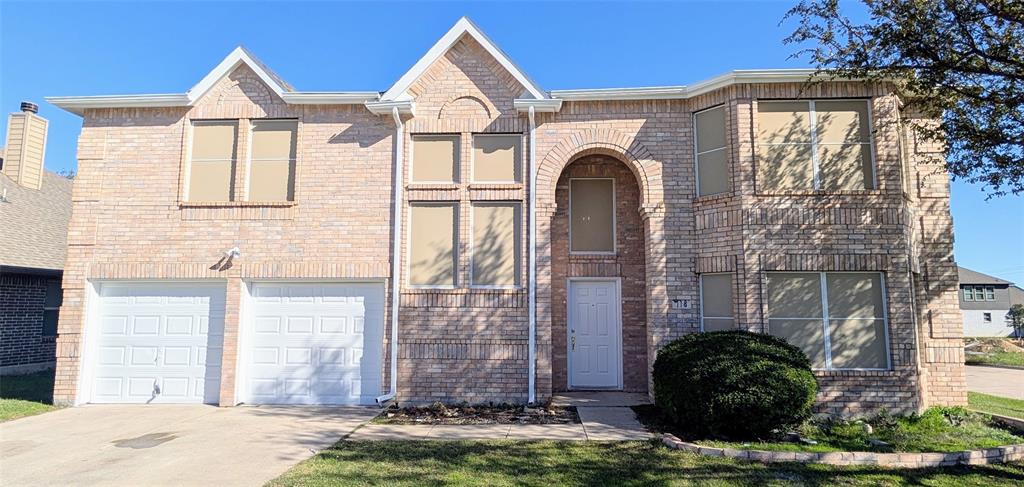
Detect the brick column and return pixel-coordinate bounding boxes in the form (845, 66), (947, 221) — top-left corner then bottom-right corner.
(218, 277), (243, 406)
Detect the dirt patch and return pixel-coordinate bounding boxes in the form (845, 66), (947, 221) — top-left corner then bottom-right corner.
(375, 403), (580, 425)
(966, 338), (1024, 354)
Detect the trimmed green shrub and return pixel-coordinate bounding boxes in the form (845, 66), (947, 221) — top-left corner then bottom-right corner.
(652, 330), (818, 439)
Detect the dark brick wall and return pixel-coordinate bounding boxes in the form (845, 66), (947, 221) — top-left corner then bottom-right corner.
(551, 155), (649, 393)
(0, 272), (58, 368)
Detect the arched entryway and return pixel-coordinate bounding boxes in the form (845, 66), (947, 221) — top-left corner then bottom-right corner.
(550, 154), (648, 392)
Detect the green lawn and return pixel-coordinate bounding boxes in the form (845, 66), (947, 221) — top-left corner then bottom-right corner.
(269, 440), (1024, 487)
(970, 392), (1024, 420)
(966, 351), (1024, 368)
(0, 370), (58, 422)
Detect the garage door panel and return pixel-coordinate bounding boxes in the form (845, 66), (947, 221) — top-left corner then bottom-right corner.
(243, 282), (383, 405)
(89, 283), (225, 404)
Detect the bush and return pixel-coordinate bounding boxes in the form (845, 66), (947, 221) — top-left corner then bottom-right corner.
(652, 330), (818, 439)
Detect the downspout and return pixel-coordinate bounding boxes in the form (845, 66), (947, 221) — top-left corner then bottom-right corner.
(377, 106), (404, 405)
(527, 106), (537, 405)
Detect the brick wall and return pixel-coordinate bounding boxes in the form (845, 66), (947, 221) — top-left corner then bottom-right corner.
(0, 272), (58, 369)
(54, 36), (965, 413)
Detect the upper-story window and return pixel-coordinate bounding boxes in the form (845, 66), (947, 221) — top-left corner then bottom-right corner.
(249, 120), (297, 201)
(411, 135), (459, 183)
(963, 285), (996, 301)
(569, 178), (615, 254)
(408, 203), (457, 287)
(694, 106), (729, 196)
(472, 134), (521, 183)
(188, 121), (238, 201)
(757, 100), (875, 191)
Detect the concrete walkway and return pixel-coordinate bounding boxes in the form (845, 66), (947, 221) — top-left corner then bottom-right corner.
(967, 365), (1024, 400)
(0, 405), (377, 487)
(351, 392), (652, 441)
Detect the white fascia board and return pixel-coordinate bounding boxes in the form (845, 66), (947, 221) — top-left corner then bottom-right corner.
(380, 17), (548, 101)
(185, 46), (293, 104)
(46, 94), (191, 116)
(365, 99), (415, 116)
(551, 69), (828, 101)
(281, 92), (381, 104)
(513, 98), (562, 112)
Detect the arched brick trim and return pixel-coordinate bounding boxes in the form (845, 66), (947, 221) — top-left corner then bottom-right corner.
(536, 130), (663, 212)
(438, 94), (496, 120)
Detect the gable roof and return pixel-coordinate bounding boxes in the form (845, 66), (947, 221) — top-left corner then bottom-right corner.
(0, 171), (73, 271)
(380, 17), (548, 101)
(185, 46), (294, 103)
(958, 266), (1013, 286)
(47, 17), (869, 116)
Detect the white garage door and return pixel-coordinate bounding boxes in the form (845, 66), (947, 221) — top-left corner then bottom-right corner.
(90, 283), (225, 404)
(242, 282), (384, 405)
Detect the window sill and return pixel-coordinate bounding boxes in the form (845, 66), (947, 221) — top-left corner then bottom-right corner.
(693, 192), (734, 203)
(406, 183), (459, 190)
(813, 369), (900, 378)
(468, 183), (523, 190)
(755, 189), (886, 197)
(179, 200), (297, 208)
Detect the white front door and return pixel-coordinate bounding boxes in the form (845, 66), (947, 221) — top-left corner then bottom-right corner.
(241, 282), (384, 405)
(89, 282), (225, 404)
(568, 279), (621, 389)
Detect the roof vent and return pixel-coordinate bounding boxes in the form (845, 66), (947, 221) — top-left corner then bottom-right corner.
(20, 101), (38, 114)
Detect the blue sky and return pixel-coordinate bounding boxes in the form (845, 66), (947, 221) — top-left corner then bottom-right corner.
(2, 1), (1021, 283)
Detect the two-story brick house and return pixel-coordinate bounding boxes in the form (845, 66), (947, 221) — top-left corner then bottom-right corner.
(47, 18), (965, 414)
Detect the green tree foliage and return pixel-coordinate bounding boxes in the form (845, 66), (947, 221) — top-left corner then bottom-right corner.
(786, 0), (1024, 196)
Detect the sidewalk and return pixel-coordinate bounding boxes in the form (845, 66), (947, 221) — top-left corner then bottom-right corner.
(966, 365), (1024, 400)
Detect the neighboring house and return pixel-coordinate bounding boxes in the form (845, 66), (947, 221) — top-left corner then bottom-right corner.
(958, 266), (1024, 337)
(46, 18), (964, 415)
(0, 102), (72, 374)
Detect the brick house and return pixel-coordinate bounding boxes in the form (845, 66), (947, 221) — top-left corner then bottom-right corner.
(1, 103), (72, 374)
(47, 18), (965, 414)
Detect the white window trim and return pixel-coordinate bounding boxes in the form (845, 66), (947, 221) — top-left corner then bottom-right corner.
(468, 201), (522, 289)
(185, 119), (238, 202)
(756, 99), (878, 191)
(409, 134), (460, 185)
(699, 272), (735, 332)
(405, 202), (459, 289)
(568, 177), (617, 255)
(470, 133), (523, 184)
(766, 271), (892, 371)
(245, 118), (299, 202)
(693, 105), (729, 197)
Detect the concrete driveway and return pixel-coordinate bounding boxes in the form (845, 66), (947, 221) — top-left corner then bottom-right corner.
(966, 365), (1024, 400)
(0, 405), (378, 486)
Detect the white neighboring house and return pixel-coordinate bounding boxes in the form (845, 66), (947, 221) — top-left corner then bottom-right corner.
(959, 266), (1024, 337)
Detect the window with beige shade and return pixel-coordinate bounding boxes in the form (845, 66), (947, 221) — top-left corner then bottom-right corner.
(249, 120), (297, 201)
(471, 203), (521, 287)
(766, 272), (890, 370)
(694, 106), (729, 196)
(472, 134), (521, 183)
(700, 273), (734, 331)
(411, 135), (458, 183)
(408, 204), (457, 287)
(757, 100), (875, 191)
(188, 121), (238, 201)
(569, 178), (615, 253)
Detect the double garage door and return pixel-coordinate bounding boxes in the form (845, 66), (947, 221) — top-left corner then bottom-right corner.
(86, 281), (383, 405)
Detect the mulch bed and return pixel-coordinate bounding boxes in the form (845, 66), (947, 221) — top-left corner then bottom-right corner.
(374, 402), (580, 425)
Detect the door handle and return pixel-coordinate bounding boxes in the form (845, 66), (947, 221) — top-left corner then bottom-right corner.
(571, 334), (576, 351)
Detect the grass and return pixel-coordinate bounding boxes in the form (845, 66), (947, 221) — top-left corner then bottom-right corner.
(966, 351), (1024, 368)
(0, 370), (58, 422)
(970, 392), (1024, 420)
(636, 406), (1024, 454)
(269, 439), (1024, 486)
